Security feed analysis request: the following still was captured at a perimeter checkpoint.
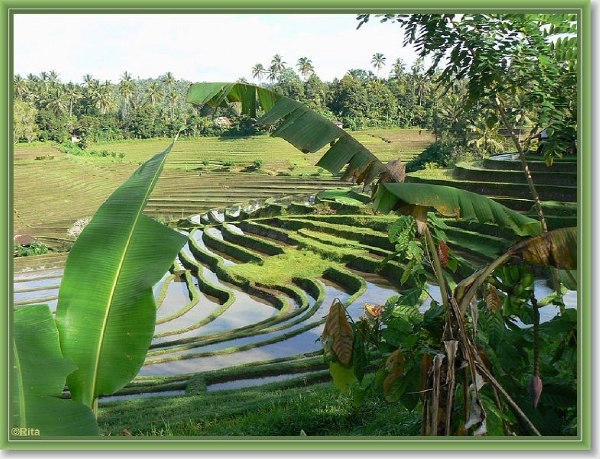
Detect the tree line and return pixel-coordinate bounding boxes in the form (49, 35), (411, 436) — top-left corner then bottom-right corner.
(14, 11), (577, 166)
(13, 53), (514, 157)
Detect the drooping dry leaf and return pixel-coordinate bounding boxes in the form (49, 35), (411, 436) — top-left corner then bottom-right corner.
(420, 353), (433, 392)
(383, 349), (405, 398)
(438, 240), (449, 269)
(364, 303), (383, 319)
(469, 296), (479, 339)
(464, 395), (487, 435)
(509, 227), (576, 270)
(412, 205), (429, 235)
(322, 298), (354, 367)
(379, 158), (406, 183)
(485, 284), (502, 313)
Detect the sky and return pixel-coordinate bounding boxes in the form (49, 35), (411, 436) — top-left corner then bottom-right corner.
(13, 14), (423, 85)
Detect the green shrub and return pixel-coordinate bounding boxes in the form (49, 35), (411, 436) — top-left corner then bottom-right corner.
(14, 241), (48, 257)
(405, 140), (459, 172)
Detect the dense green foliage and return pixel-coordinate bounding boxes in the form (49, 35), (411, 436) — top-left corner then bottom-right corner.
(13, 241), (48, 257)
(405, 140), (459, 172)
(14, 56), (513, 165)
(324, 214), (577, 436)
(358, 13), (578, 164)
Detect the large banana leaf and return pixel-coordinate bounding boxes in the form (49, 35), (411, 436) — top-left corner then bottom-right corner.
(55, 141), (187, 408)
(187, 82), (541, 239)
(186, 82), (385, 184)
(374, 182), (542, 237)
(13, 305), (98, 435)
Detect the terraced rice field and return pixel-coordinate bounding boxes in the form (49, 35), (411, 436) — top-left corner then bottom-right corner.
(11, 130), (434, 397)
(14, 130), (429, 249)
(12, 130), (577, 401)
(14, 198), (577, 401)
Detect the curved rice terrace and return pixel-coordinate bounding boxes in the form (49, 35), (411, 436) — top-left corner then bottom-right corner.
(13, 129), (577, 414)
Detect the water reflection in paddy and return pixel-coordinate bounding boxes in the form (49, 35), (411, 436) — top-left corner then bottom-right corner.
(138, 278), (359, 376)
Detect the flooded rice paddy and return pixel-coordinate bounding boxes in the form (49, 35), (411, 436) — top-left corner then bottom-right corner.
(13, 221), (577, 397)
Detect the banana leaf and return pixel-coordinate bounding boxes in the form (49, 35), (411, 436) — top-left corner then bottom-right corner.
(508, 226), (577, 270)
(55, 141), (188, 408)
(187, 83), (542, 239)
(374, 182), (542, 237)
(13, 305), (98, 436)
(186, 82), (385, 185)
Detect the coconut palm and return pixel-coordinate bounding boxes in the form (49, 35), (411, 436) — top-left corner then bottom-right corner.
(389, 58), (406, 81)
(145, 81), (164, 106)
(161, 72), (176, 90)
(82, 74), (96, 88)
(14, 74), (29, 100)
(95, 81), (114, 115)
(371, 53), (386, 77)
(251, 63), (267, 82)
(64, 83), (82, 118)
(296, 57), (315, 81)
(46, 88), (69, 117)
(268, 54), (287, 82)
(166, 89), (180, 122)
(119, 71), (136, 119)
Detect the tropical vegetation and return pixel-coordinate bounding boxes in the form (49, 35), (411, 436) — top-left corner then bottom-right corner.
(10, 11), (582, 442)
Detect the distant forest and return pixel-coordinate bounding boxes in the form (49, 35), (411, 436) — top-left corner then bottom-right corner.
(13, 53), (515, 159)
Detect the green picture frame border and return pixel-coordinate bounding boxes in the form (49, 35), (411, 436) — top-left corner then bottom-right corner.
(1, 0), (592, 452)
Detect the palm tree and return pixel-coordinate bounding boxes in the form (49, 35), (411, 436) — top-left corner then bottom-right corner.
(410, 58), (427, 106)
(371, 53), (386, 77)
(161, 72), (176, 90)
(389, 58), (406, 81)
(82, 73), (95, 87)
(47, 70), (60, 90)
(14, 74), (29, 100)
(296, 57), (315, 81)
(166, 89), (180, 122)
(46, 87), (68, 117)
(145, 80), (164, 106)
(268, 54), (287, 82)
(119, 71), (136, 119)
(95, 81), (114, 115)
(251, 63), (267, 82)
(64, 83), (81, 118)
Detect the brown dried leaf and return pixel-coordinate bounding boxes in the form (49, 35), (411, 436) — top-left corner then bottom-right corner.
(438, 240), (449, 269)
(509, 227), (576, 270)
(322, 298), (354, 367)
(379, 158), (406, 183)
(383, 349), (405, 396)
(420, 353), (433, 392)
(364, 303), (383, 319)
(355, 160), (381, 186)
(485, 284), (502, 313)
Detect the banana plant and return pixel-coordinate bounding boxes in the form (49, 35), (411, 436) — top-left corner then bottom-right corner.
(12, 305), (98, 436)
(187, 82), (542, 240)
(12, 138), (187, 435)
(55, 139), (188, 410)
(186, 82), (576, 435)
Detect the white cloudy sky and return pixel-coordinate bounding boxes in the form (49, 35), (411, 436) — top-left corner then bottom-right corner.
(13, 13), (423, 84)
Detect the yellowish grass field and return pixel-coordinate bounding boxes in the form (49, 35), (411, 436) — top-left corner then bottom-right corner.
(13, 129), (432, 249)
